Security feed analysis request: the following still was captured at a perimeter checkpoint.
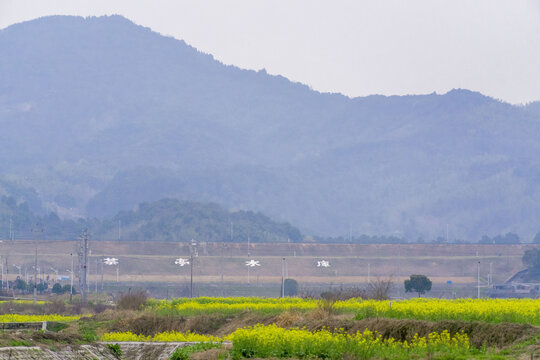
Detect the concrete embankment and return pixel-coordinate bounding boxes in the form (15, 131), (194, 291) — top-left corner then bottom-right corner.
(0, 342), (193, 360)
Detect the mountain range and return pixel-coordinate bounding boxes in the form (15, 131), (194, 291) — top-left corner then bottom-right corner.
(1, 15), (539, 240)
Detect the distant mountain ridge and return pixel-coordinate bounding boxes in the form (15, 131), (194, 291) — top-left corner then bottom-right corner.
(1, 15), (540, 240)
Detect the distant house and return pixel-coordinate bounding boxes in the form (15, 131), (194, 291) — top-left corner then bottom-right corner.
(488, 282), (540, 298)
(487, 267), (540, 298)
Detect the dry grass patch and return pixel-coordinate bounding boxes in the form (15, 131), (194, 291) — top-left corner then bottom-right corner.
(116, 290), (148, 311)
(275, 310), (302, 328)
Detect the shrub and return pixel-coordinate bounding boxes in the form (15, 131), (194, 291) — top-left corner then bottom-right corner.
(284, 279), (299, 296)
(523, 248), (540, 273)
(13, 278), (28, 292)
(366, 277), (394, 300)
(52, 283), (64, 294)
(317, 298), (337, 316)
(36, 282), (48, 293)
(79, 322), (98, 342)
(45, 300), (66, 314)
(320, 287), (366, 301)
(62, 284), (75, 294)
(93, 303), (112, 314)
(117, 290), (148, 311)
(169, 342), (221, 360)
(107, 343), (123, 359)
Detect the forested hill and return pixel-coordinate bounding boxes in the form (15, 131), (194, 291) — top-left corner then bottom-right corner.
(94, 198), (302, 242)
(1, 15), (540, 240)
(0, 196), (302, 242)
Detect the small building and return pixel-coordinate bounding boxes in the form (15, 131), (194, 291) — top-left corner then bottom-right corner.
(488, 282), (540, 298)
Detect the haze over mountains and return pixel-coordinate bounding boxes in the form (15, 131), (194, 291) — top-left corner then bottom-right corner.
(1, 15), (539, 241)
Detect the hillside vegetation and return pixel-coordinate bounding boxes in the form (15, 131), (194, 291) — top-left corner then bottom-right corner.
(1, 16), (540, 239)
(3, 194), (533, 243)
(95, 198), (302, 242)
(0, 196), (303, 242)
(0, 196), (302, 242)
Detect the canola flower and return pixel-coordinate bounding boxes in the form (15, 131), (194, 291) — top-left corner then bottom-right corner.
(348, 298), (540, 325)
(147, 297), (314, 316)
(147, 297), (540, 325)
(0, 314), (82, 323)
(101, 330), (222, 343)
(0, 300), (47, 305)
(230, 324), (476, 359)
(102, 324), (478, 359)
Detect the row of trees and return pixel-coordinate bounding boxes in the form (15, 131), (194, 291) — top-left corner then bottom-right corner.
(319, 231), (540, 245)
(1, 278), (76, 295)
(4, 278), (49, 293)
(479, 233), (521, 244)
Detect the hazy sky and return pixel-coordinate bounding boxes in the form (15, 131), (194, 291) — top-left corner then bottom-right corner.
(2, 0), (540, 104)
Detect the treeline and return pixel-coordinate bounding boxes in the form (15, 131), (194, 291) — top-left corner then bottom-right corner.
(2, 195), (540, 244)
(316, 232), (536, 245)
(479, 233), (521, 244)
(0, 197), (302, 243)
(314, 235), (407, 244)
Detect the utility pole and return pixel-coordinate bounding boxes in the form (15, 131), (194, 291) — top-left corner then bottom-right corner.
(397, 242), (401, 298)
(190, 239), (197, 298)
(5, 256), (8, 291)
(101, 256), (104, 291)
(81, 228), (89, 304)
(0, 260), (3, 292)
(70, 253), (73, 303)
(281, 257), (285, 298)
(32, 224), (43, 305)
(477, 260), (481, 299)
(247, 234), (251, 285)
(220, 239), (225, 296)
(190, 251), (193, 298)
(87, 250), (91, 293)
(95, 258), (98, 293)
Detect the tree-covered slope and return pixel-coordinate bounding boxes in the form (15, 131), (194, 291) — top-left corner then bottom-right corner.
(1, 15), (540, 239)
(0, 195), (302, 242)
(95, 198), (302, 242)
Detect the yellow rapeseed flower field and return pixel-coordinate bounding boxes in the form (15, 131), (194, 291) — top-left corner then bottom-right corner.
(101, 331), (222, 342)
(0, 314), (83, 323)
(103, 324), (479, 359)
(147, 297), (540, 325)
